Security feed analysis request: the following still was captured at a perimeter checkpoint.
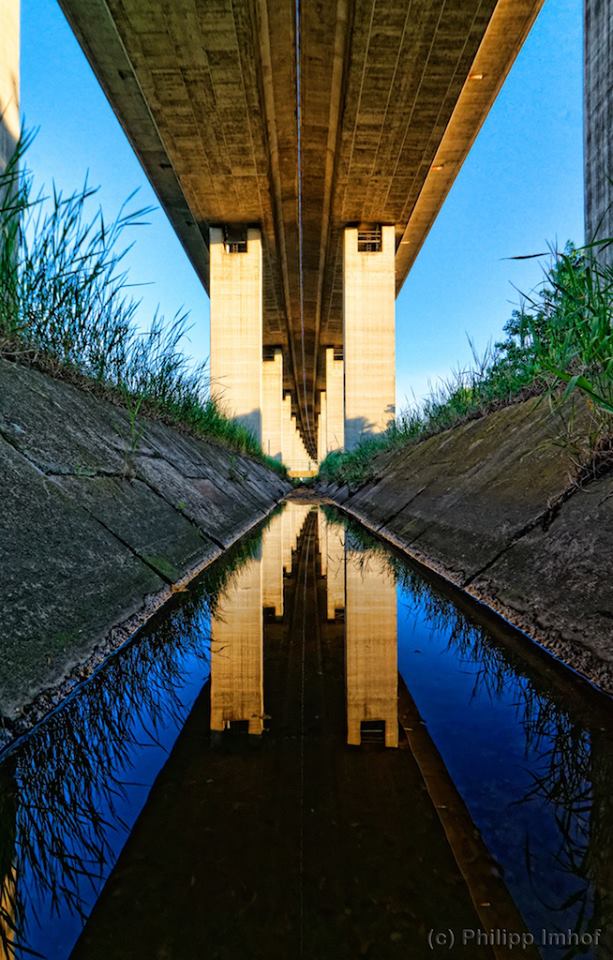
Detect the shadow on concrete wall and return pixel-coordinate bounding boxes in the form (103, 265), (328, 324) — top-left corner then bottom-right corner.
(345, 415), (394, 450)
(0, 69), (19, 172)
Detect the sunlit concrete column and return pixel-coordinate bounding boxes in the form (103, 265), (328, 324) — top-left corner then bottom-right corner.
(326, 522), (345, 620)
(291, 415), (311, 475)
(0, 0), (19, 171)
(282, 400), (298, 472)
(282, 393), (315, 475)
(262, 510), (284, 616)
(345, 547), (398, 748)
(262, 349), (283, 460)
(585, 0), (613, 262)
(317, 391), (327, 463)
(325, 348), (344, 453)
(281, 393), (292, 458)
(343, 226), (395, 450)
(210, 551), (264, 735)
(210, 227), (262, 439)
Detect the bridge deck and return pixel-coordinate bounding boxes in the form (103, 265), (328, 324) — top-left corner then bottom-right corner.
(58, 0), (543, 453)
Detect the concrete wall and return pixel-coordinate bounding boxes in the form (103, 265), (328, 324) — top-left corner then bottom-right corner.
(0, 0), (19, 171)
(320, 397), (613, 694)
(585, 0), (613, 260)
(0, 358), (290, 733)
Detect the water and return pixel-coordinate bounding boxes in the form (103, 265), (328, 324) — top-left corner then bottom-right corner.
(0, 501), (612, 959)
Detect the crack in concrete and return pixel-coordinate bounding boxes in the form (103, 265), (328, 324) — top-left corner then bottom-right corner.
(77, 505), (174, 584)
(462, 481), (582, 589)
(375, 485), (427, 531)
(134, 471), (227, 552)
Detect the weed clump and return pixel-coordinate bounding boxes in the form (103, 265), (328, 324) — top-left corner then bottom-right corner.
(0, 135), (287, 477)
(319, 242), (612, 488)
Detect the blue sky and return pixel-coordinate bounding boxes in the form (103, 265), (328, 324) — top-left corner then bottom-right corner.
(21, 0), (583, 409)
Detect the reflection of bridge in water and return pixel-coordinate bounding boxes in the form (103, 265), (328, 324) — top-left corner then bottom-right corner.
(1, 501), (612, 959)
(72, 501), (539, 960)
(210, 502), (399, 749)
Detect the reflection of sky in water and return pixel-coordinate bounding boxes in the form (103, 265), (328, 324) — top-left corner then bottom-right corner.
(395, 577), (609, 958)
(11, 622), (213, 959)
(0, 505), (611, 960)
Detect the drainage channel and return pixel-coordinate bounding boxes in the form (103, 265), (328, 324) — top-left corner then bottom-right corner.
(0, 501), (612, 959)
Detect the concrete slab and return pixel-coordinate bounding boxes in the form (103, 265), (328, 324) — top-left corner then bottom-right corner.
(0, 437), (163, 720)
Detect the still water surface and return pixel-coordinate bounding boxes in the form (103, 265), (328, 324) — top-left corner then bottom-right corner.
(0, 501), (612, 959)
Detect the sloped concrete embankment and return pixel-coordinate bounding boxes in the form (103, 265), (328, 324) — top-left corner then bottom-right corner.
(0, 358), (291, 734)
(320, 397), (613, 694)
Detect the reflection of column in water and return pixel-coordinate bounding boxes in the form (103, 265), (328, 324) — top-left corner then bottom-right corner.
(345, 549), (398, 748)
(325, 519), (345, 621)
(281, 507), (293, 574)
(262, 511), (284, 617)
(0, 867), (16, 960)
(282, 503), (312, 574)
(317, 510), (328, 577)
(210, 549), (264, 735)
(0, 763), (17, 960)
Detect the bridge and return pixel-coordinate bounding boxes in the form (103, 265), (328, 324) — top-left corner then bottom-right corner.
(1, 0), (611, 472)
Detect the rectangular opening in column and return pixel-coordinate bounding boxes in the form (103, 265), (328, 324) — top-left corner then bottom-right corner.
(357, 226), (382, 252)
(223, 225), (248, 254)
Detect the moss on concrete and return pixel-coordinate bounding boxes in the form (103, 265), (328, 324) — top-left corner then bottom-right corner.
(0, 358), (291, 727)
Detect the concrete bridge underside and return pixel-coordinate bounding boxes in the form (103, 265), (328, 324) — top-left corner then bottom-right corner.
(25, 1), (546, 462)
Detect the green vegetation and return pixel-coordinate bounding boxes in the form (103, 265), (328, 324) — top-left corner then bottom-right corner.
(319, 241), (613, 487)
(0, 136), (286, 477)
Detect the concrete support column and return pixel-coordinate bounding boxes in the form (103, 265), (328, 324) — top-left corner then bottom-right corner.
(210, 550), (264, 735)
(262, 349), (283, 460)
(343, 226), (395, 450)
(325, 348), (344, 453)
(0, 0), (19, 171)
(585, 0), (613, 261)
(282, 392), (314, 474)
(210, 227), (263, 439)
(317, 391), (327, 463)
(345, 547), (398, 748)
(291, 415), (310, 473)
(281, 393), (295, 469)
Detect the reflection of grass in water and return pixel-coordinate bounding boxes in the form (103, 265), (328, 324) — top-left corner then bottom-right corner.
(0, 518), (265, 959)
(324, 507), (610, 947)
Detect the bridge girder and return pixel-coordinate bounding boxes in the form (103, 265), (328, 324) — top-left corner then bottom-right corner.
(57, 0), (544, 457)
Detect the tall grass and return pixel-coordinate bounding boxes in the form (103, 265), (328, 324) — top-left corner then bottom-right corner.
(319, 241), (613, 487)
(0, 136), (286, 475)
